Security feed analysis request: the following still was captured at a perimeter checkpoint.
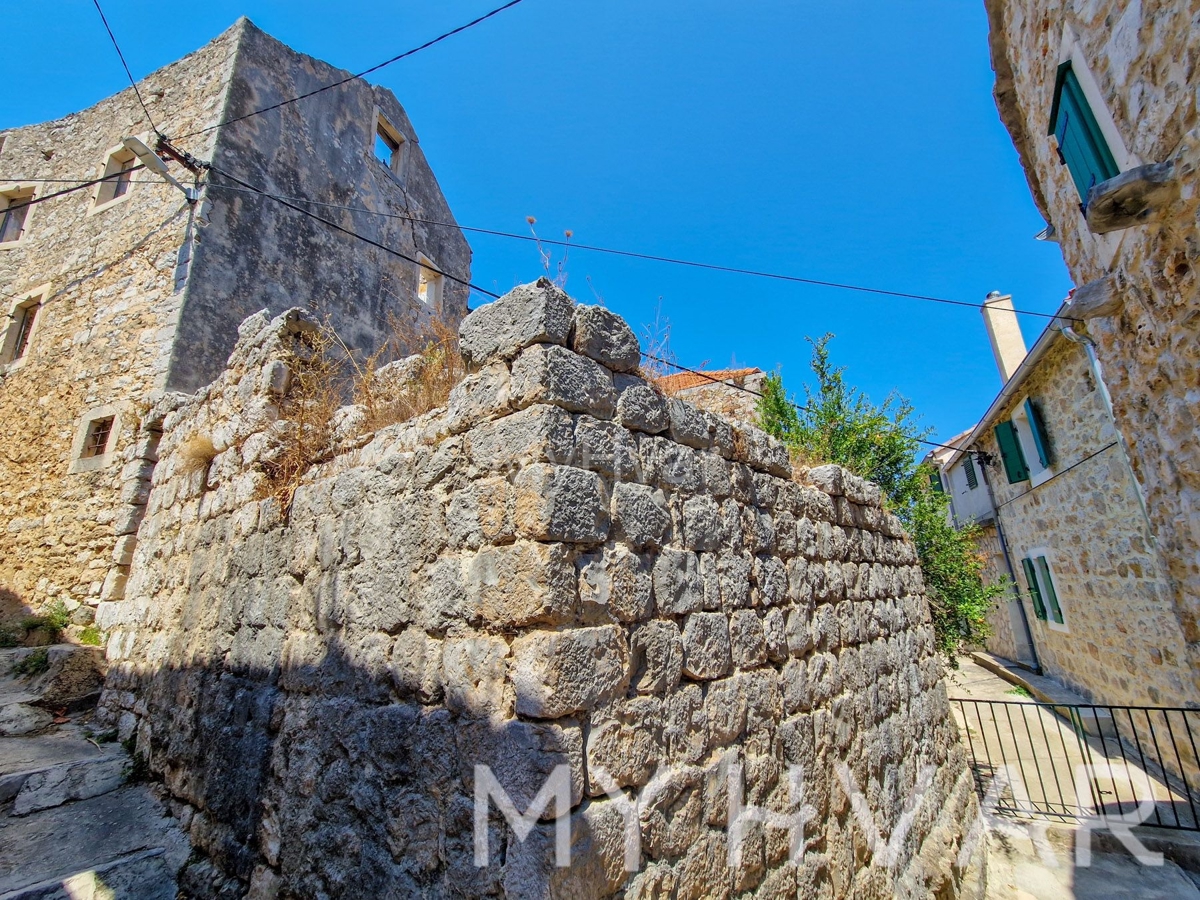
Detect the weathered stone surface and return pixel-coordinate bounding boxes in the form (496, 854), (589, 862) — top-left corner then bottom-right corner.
(652, 548), (704, 615)
(511, 344), (617, 417)
(668, 398), (714, 450)
(615, 375), (669, 434)
(681, 612), (732, 680)
(514, 464), (610, 543)
(611, 482), (671, 549)
(630, 619), (684, 694)
(578, 546), (654, 623)
(466, 541), (577, 626)
(571, 305), (641, 373)
(729, 609), (767, 670)
(459, 279), (574, 368)
(511, 626), (630, 718)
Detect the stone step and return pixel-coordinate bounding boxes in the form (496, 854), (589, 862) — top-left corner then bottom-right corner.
(0, 647), (105, 738)
(0, 728), (120, 804)
(0, 784), (189, 897)
(9, 754), (127, 816)
(0, 848), (177, 900)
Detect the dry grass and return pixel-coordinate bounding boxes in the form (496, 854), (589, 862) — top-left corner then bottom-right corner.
(636, 302), (680, 389)
(352, 317), (464, 432)
(178, 434), (218, 476)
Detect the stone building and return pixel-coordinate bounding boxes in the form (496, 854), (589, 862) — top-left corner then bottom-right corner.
(657, 367), (766, 427)
(984, 0), (1200, 687)
(928, 293), (1194, 709)
(95, 281), (983, 898)
(0, 19), (471, 620)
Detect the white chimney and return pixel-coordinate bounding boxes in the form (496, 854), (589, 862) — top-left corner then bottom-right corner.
(982, 291), (1027, 383)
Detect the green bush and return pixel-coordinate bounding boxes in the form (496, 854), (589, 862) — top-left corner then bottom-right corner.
(79, 625), (104, 646)
(10, 648), (50, 677)
(757, 335), (1004, 663)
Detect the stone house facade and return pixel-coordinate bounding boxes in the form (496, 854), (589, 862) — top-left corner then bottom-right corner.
(930, 294), (1192, 709)
(0, 19), (471, 619)
(985, 0), (1200, 685)
(657, 367), (766, 427)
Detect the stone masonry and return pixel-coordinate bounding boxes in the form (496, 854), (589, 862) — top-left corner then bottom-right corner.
(95, 281), (982, 898)
(985, 0), (1200, 673)
(0, 19), (470, 620)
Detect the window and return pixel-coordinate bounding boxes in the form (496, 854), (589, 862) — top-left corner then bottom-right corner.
(3, 286), (47, 366)
(995, 399), (1053, 485)
(82, 416), (115, 458)
(417, 258), (443, 307)
(0, 188), (34, 244)
(963, 455), (979, 490)
(1049, 63), (1120, 205)
(93, 148), (138, 208)
(1021, 553), (1064, 628)
(373, 115), (406, 176)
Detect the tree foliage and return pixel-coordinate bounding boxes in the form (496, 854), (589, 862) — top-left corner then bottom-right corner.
(757, 335), (1001, 662)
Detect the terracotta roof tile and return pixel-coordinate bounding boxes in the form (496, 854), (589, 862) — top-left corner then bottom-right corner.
(655, 367), (762, 393)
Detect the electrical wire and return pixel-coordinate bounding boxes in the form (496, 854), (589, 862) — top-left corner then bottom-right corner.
(173, 0), (528, 141)
(1, 173), (1077, 324)
(0, 167), (146, 212)
(91, 0), (160, 136)
(995, 441), (1118, 509)
(207, 165), (500, 300)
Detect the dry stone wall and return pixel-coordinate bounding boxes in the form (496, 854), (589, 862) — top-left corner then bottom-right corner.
(96, 281), (981, 899)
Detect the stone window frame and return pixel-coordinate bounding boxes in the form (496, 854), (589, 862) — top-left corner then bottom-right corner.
(0, 182), (37, 249)
(372, 111), (408, 182)
(1027, 546), (1069, 634)
(89, 140), (142, 215)
(1, 283), (49, 370)
(68, 404), (123, 475)
(416, 253), (443, 308)
(1011, 396), (1054, 489)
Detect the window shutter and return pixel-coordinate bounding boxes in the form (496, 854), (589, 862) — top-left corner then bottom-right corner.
(1035, 556), (1064, 624)
(1024, 399), (1051, 468)
(929, 469), (944, 493)
(1049, 64), (1120, 203)
(994, 420), (1029, 484)
(1021, 558), (1047, 620)
(964, 455), (979, 490)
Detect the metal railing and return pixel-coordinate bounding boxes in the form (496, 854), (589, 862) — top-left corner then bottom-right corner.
(951, 697), (1200, 831)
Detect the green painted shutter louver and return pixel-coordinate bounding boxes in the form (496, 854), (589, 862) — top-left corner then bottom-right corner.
(929, 470), (944, 493)
(994, 420), (1030, 484)
(1024, 399), (1051, 469)
(963, 455), (979, 490)
(1049, 64), (1120, 204)
(1021, 558), (1047, 620)
(1035, 556), (1064, 624)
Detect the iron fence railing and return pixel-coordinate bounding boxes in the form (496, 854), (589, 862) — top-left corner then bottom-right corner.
(951, 697), (1200, 831)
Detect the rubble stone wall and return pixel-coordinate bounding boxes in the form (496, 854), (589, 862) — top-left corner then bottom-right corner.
(985, 0), (1200, 670)
(97, 282), (981, 899)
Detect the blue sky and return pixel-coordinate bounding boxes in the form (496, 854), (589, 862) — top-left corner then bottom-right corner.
(3, 1), (1073, 444)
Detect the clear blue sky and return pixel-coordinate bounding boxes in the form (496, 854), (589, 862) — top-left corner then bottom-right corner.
(4, 1), (1073, 444)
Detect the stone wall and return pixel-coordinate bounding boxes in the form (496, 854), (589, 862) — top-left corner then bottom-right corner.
(985, 0), (1200, 672)
(974, 335), (1191, 706)
(0, 18), (470, 618)
(96, 281), (981, 898)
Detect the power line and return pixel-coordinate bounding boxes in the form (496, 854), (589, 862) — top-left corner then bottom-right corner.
(174, 0), (528, 140)
(0, 172), (1077, 324)
(207, 166), (500, 300)
(0, 167), (146, 212)
(92, 0), (160, 136)
(642, 353), (974, 454)
(995, 441), (1118, 509)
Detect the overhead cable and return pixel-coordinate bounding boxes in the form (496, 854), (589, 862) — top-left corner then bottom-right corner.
(91, 0), (161, 135)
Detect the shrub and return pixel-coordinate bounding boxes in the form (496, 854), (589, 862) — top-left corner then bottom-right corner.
(79, 625), (104, 646)
(179, 434), (218, 476)
(10, 648), (50, 677)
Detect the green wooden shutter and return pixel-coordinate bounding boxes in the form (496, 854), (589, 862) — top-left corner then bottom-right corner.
(1049, 64), (1120, 203)
(1035, 556), (1063, 624)
(1024, 399), (1051, 468)
(963, 455), (979, 490)
(929, 469), (944, 493)
(994, 420), (1030, 484)
(1021, 558), (1047, 620)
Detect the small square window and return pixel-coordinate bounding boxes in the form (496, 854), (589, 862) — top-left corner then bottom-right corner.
(82, 416), (115, 459)
(94, 149), (138, 208)
(3, 286), (47, 366)
(417, 259), (443, 307)
(373, 115), (406, 176)
(8, 302), (38, 362)
(0, 189), (33, 244)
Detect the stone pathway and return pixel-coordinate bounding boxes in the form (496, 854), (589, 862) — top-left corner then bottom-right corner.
(950, 658), (1200, 899)
(0, 645), (188, 899)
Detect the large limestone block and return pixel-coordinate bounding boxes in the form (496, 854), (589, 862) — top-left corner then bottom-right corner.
(511, 344), (617, 417)
(511, 626), (630, 718)
(611, 482), (671, 549)
(615, 374), (669, 434)
(571, 304), (641, 373)
(653, 548), (704, 615)
(514, 463), (610, 544)
(631, 619), (684, 693)
(681, 612), (733, 680)
(466, 404), (574, 472)
(577, 546), (653, 623)
(466, 541), (577, 626)
(459, 279), (574, 369)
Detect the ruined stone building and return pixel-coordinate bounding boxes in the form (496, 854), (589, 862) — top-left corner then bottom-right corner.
(0, 19), (471, 620)
(985, 1), (1200, 689)
(926, 292), (1191, 710)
